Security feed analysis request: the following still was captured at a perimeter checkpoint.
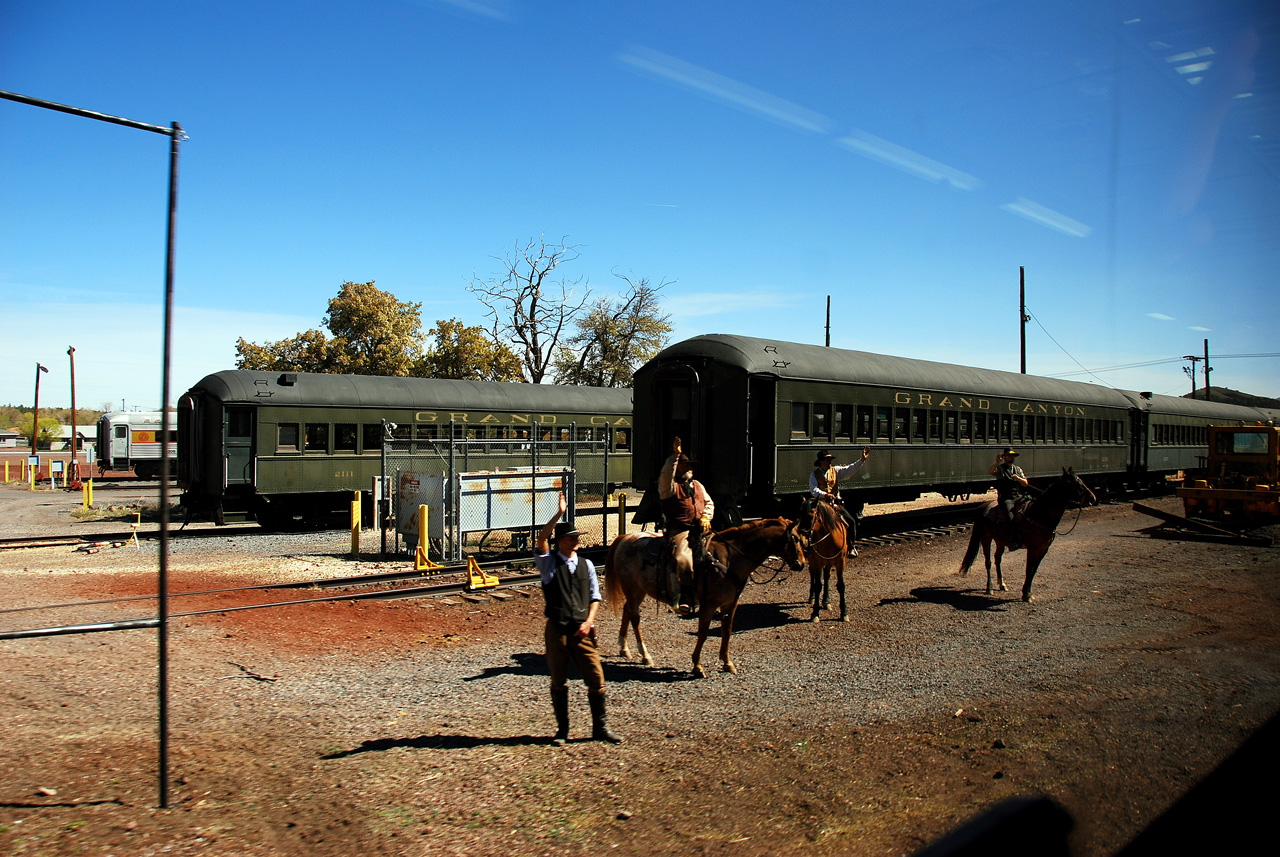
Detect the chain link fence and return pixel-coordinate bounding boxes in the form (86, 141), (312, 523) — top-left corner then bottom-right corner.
(381, 423), (630, 562)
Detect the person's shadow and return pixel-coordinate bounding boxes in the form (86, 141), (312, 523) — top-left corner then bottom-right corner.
(321, 733), (549, 759)
(461, 651), (692, 684)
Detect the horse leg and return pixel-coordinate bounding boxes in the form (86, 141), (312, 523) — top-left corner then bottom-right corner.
(821, 568), (831, 610)
(993, 544), (1007, 593)
(623, 597), (653, 666)
(837, 566), (849, 622)
(690, 608), (714, 678)
(809, 568), (823, 622)
(1022, 547), (1048, 603)
(981, 536), (994, 595)
(718, 603), (739, 674)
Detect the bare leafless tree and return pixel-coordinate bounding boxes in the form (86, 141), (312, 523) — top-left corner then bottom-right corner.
(553, 273), (674, 387)
(467, 235), (591, 383)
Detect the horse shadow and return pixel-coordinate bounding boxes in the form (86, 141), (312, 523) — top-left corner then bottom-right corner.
(679, 601), (804, 635)
(878, 585), (1011, 613)
(460, 650), (692, 684)
(320, 732), (549, 759)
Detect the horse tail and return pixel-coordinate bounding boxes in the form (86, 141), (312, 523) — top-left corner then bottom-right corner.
(959, 521), (982, 574)
(603, 536), (623, 612)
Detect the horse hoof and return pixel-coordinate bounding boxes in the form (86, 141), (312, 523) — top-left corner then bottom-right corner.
(1022, 593), (1035, 603)
(723, 662), (737, 674)
(642, 657), (654, 667)
(692, 666), (706, 679)
(810, 614), (821, 624)
(999, 584), (1009, 592)
(840, 613), (850, 623)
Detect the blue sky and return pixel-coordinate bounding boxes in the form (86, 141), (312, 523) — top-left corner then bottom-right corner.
(2, 0), (1276, 412)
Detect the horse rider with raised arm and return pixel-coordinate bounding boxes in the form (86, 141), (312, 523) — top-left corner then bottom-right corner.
(990, 447), (1030, 524)
(535, 492), (622, 746)
(658, 437), (714, 616)
(809, 447), (870, 556)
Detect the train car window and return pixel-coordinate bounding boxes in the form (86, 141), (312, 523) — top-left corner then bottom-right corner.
(1034, 416), (1046, 443)
(115, 425), (127, 440)
(944, 411), (957, 442)
(362, 423), (382, 453)
(928, 411), (942, 443)
(335, 423), (357, 452)
(1075, 418), (1085, 443)
(511, 426), (531, 441)
(277, 424), (300, 453)
(389, 423), (411, 441)
(912, 409), (926, 442)
(304, 423), (329, 453)
(958, 411), (971, 443)
(791, 402), (809, 439)
(874, 406), (890, 441)
(1011, 415), (1023, 443)
(894, 408), (909, 442)
(834, 405), (852, 440)
(999, 414), (1012, 443)
(614, 428), (630, 451)
(856, 406), (872, 441)
(228, 409), (253, 438)
(1117, 422), (1125, 443)
(812, 403), (831, 440)
(974, 412), (987, 443)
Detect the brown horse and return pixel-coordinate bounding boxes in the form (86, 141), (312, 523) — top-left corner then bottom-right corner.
(959, 467), (1097, 602)
(801, 499), (852, 622)
(605, 518), (807, 677)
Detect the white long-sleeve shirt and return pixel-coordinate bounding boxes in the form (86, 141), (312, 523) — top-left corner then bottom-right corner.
(809, 458), (866, 499)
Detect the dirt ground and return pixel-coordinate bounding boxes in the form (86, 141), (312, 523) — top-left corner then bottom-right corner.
(2, 482), (1279, 856)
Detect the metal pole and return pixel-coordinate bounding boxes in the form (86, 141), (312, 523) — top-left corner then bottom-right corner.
(1019, 266), (1027, 374)
(32, 362), (48, 454)
(67, 347), (77, 480)
(825, 295), (830, 347)
(1203, 339), (1212, 402)
(157, 120), (181, 810)
(602, 426), (610, 546)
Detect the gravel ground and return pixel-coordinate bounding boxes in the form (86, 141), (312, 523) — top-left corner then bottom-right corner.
(2, 481), (1279, 856)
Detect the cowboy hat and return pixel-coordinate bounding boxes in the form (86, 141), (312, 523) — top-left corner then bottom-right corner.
(553, 521), (581, 540)
(813, 450), (834, 467)
(1002, 448), (1019, 457)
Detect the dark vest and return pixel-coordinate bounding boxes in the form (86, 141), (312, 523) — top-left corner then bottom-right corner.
(995, 462), (1026, 499)
(542, 553), (594, 625)
(662, 479), (707, 534)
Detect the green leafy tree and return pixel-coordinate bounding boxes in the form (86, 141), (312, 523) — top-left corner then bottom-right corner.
(467, 236), (591, 383)
(420, 319), (523, 382)
(30, 416), (62, 450)
(235, 281), (424, 376)
(553, 274), (673, 387)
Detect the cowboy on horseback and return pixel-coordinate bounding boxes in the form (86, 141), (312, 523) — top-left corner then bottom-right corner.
(808, 447), (870, 557)
(990, 448), (1031, 524)
(658, 437), (715, 616)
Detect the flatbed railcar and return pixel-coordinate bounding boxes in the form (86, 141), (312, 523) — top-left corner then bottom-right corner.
(631, 334), (1269, 523)
(95, 410), (176, 479)
(177, 370), (633, 527)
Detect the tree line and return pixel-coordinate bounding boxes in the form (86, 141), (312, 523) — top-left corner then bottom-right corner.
(235, 236), (673, 388)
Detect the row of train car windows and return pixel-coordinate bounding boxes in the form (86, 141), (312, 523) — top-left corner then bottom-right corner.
(790, 403), (1126, 446)
(1153, 424), (1208, 446)
(273, 422), (627, 454)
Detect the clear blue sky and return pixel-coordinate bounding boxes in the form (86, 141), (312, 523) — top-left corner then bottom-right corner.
(2, 0), (1276, 412)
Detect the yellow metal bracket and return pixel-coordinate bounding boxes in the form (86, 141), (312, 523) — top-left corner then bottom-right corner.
(466, 556), (499, 590)
(415, 544), (443, 573)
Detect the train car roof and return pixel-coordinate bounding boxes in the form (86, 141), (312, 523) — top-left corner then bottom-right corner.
(645, 334), (1136, 408)
(183, 370), (633, 413)
(1124, 391), (1268, 422)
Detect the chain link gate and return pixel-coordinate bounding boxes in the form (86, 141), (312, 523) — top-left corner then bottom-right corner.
(381, 421), (623, 562)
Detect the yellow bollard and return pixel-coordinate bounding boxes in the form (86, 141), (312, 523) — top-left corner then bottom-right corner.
(616, 492), (628, 537)
(4, 461), (8, 482)
(87, 478), (93, 508)
(415, 504), (442, 572)
(350, 490), (361, 557)
(82, 479), (89, 510)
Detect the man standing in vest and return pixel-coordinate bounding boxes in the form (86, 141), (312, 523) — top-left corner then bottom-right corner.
(536, 492), (622, 746)
(658, 437), (714, 615)
(809, 447), (871, 556)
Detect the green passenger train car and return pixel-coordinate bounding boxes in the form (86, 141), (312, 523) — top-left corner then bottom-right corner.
(177, 370), (632, 527)
(632, 335), (1267, 523)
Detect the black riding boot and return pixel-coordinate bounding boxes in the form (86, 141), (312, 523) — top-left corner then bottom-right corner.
(588, 692), (623, 744)
(551, 687), (570, 746)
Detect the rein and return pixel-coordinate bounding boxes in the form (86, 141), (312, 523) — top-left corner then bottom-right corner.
(1054, 504), (1084, 536)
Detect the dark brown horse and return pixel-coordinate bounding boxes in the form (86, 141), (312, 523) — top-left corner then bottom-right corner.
(959, 467), (1097, 602)
(801, 499), (852, 622)
(605, 518), (807, 677)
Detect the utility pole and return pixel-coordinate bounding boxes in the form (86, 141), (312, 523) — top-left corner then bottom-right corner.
(68, 347), (78, 481)
(1019, 266), (1028, 374)
(1182, 354), (1201, 397)
(1203, 339), (1212, 402)
(824, 296), (831, 347)
(31, 362), (48, 452)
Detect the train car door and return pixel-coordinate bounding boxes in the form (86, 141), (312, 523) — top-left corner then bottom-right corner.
(654, 365), (701, 466)
(748, 375), (777, 494)
(1129, 408), (1149, 476)
(224, 407), (255, 486)
(112, 423), (129, 470)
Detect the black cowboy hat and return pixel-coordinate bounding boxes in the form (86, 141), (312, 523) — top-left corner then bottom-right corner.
(675, 454), (697, 472)
(553, 522), (581, 540)
(1002, 448), (1019, 457)
(813, 450), (834, 467)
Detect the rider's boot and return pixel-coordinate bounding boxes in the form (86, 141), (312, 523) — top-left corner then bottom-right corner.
(588, 692), (623, 744)
(550, 687), (570, 746)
